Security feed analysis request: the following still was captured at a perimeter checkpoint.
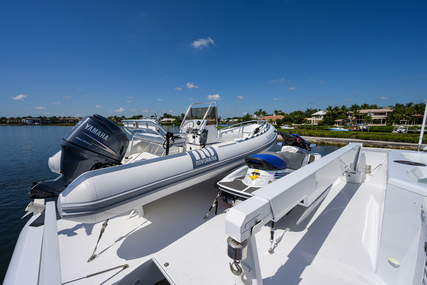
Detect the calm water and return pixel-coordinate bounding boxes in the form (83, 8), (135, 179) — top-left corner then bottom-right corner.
(0, 125), (338, 282)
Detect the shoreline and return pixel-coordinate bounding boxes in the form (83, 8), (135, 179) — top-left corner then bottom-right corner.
(1, 124), (422, 150)
(300, 136), (420, 150)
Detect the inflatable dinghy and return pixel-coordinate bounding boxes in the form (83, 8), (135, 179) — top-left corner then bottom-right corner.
(27, 102), (277, 223)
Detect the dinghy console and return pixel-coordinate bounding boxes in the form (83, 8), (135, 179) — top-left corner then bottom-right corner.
(29, 114), (129, 198)
(180, 102), (218, 151)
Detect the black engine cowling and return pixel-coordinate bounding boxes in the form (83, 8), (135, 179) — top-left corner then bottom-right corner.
(30, 114), (129, 199)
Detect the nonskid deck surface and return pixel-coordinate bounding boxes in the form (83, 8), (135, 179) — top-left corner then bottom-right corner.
(58, 174), (228, 285)
(219, 176), (247, 190)
(217, 176), (262, 196)
(55, 149), (389, 284)
(156, 179), (386, 285)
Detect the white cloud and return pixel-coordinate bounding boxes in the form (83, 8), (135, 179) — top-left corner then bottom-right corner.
(141, 109), (148, 113)
(273, 98), (281, 101)
(126, 100), (131, 103)
(175, 87), (183, 91)
(127, 96), (134, 99)
(189, 98), (194, 101)
(131, 109), (136, 112)
(237, 96), (244, 99)
(158, 98), (163, 101)
(186, 82), (199, 89)
(287, 87), (296, 91)
(191, 37), (215, 49)
(35, 106), (45, 109)
(205, 94), (223, 101)
(52, 101), (61, 105)
(307, 77), (312, 80)
(77, 88), (82, 91)
(95, 105), (102, 108)
(12, 94), (27, 101)
(243, 112), (247, 115)
(63, 96), (71, 99)
(319, 81), (324, 83)
(270, 78), (285, 83)
(112, 108), (125, 112)
(346, 99), (352, 102)
(43, 113), (50, 115)
(379, 96), (390, 100)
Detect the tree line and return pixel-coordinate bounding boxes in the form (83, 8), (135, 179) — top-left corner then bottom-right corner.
(317, 102), (425, 126)
(1, 115), (80, 125)
(2, 102), (425, 126)
(244, 102), (425, 126)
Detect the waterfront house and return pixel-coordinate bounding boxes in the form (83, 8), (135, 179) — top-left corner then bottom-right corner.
(160, 118), (175, 123)
(356, 107), (393, 126)
(21, 117), (51, 125)
(259, 114), (284, 125)
(306, 110), (326, 125)
(58, 118), (80, 124)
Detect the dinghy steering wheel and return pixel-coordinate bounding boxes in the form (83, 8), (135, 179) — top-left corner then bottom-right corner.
(182, 120), (195, 133)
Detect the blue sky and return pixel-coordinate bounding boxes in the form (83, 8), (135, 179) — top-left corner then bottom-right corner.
(1, 0), (426, 118)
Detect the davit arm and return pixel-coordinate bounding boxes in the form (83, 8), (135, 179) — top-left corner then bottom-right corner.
(225, 143), (364, 285)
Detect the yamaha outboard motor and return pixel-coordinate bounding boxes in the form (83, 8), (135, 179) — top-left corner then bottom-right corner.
(30, 114), (129, 199)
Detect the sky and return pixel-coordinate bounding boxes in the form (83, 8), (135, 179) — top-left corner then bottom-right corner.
(1, 0), (427, 119)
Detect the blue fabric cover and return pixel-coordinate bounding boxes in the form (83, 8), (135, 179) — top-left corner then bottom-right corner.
(248, 154), (288, 170)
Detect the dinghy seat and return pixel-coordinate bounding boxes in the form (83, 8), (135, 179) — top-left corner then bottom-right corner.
(245, 151), (306, 171)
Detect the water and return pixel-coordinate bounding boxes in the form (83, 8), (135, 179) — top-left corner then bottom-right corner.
(0, 125), (338, 282)
(0, 125), (73, 282)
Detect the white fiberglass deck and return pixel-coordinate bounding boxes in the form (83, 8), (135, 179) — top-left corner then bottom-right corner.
(10, 147), (427, 285)
(48, 148), (390, 285)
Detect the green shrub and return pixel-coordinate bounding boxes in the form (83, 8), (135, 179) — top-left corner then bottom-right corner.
(277, 128), (425, 143)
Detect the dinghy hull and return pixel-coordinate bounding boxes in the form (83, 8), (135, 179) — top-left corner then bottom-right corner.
(58, 125), (277, 223)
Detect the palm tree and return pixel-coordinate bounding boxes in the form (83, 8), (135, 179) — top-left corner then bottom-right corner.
(392, 108), (412, 125)
(406, 105), (416, 125)
(363, 114), (373, 125)
(326, 106), (333, 117)
(413, 103), (426, 125)
(349, 104), (361, 125)
(254, 109), (263, 117)
(304, 108), (317, 118)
